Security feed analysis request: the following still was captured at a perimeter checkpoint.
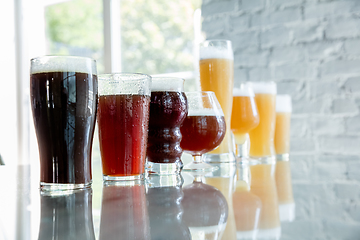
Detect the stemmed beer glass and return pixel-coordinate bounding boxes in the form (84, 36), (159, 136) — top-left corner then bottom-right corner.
(230, 83), (259, 159)
(180, 91), (226, 171)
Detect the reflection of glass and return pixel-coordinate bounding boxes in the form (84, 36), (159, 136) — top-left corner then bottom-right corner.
(248, 82), (277, 164)
(38, 189), (95, 240)
(199, 39), (235, 163)
(146, 77), (188, 174)
(249, 163), (281, 239)
(182, 172), (228, 240)
(181, 91), (226, 171)
(231, 83), (259, 159)
(99, 181), (150, 239)
(204, 163), (237, 240)
(30, 56), (98, 190)
(97, 73), (151, 181)
(233, 161), (262, 239)
(146, 175), (191, 239)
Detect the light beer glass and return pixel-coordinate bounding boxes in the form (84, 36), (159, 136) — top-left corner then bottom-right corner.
(274, 94), (295, 222)
(248, 82), (277, 163)
(199, 39), (235, 163)
(231, 83), (259, 159)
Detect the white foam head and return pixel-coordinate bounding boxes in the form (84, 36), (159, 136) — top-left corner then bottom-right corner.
(233, 83), (255, 97)
(30, 56), (97, 74)
(200, 40), (234, 60)
(187, 108), (223, 117)
(276, 95), (292, 113)
(151, 77), (184, 92)
(247, 81), (277, 94)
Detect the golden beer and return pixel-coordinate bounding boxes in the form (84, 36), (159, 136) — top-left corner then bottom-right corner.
(231, 88), (259, 145)
(274, 95), (292, 157)
(199, 40), (234, 158)
(248, 82), (277, 159)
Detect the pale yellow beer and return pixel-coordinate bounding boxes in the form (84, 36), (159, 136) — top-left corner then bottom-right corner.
(274, 95), (292, 156)
(275, 161), (294, 204)
(231, 86), (259, 145)
(199, 40), (234, 156)
(248, 82), (277, 159)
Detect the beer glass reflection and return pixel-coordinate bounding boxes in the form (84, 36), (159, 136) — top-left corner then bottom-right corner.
(30, 56), (98, 190)
(181, 91), (226, 172)
(99, 181), (150, 239)
(248, 82), (277, 163)
(97, 73), (151, 181)
(199, 40), (235, 163)
(38, 189), (95, 240)
(146, 77), (188, 175)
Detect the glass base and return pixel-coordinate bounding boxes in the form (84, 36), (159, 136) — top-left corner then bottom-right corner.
(40, 182), (92, 192)
(236, 229), (258, 240)
(248, 155), (276, 165)
(182, 161), (218, 172)
(276, 153), (289, 161)
(103, 173), (144, 181)
(146, 161), (181, 175)
(146, 174), (183, 188)
(202, 152), (236, 163)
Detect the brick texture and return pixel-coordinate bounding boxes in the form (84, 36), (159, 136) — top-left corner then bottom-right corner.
(201, 0), (360, 238)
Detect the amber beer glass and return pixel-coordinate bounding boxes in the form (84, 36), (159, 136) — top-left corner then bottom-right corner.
(274, 95), (295, 222)
(97, 73), (151, 181)
(199, 40), (235, 163)
(30, 56), (98, 191)
(248, 82), (277, 163)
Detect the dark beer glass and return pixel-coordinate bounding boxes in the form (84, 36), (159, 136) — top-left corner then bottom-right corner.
(30, 56), (98, 191)
(97, 73), (151, 181)
(146, 77), (188, 175)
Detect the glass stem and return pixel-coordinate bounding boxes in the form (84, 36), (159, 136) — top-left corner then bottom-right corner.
(193, 155), (202, 164)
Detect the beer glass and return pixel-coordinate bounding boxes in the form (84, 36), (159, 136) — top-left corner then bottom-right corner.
(231, 83), (259, 159)
(97, 73), (151, 181)
(30, 56), (98, 191)
(180, 91), (226, 171)
(146, 77), (188, 175)
(248, 82), (277, 163)
(274, 94), (295, 222)
(199, 39), (235, 163)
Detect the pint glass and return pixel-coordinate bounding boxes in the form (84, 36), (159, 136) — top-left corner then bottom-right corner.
(146, 77), (188, 175)
(199, 39), (235, 163)
(97, 73), (151, 181)
(248, 82), (277, 163)
(30, 56), (98, 191)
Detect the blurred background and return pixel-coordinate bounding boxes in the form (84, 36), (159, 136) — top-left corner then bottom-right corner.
(1, 0), (360, 239)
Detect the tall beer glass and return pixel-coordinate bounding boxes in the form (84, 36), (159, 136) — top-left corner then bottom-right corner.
(97, 73), (151, 181)
(30, 56), (98, 191)
(274, 95), (295, 222)
(248, 82), (277, 163)
(146, 77), (188, 175)
(199, 39), (235, 163)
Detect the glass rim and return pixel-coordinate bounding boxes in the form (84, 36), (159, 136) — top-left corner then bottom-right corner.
(151, 76), (185, 82)
(202, 39), (232, 44)
(98, 72), (152, 81)
(30, 55), (96, 63)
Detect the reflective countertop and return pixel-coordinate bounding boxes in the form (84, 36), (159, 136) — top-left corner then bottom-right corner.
(0, 160), (296, 240)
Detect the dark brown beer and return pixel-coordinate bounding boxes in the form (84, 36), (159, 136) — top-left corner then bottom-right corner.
(147, 91), (188, 164)
(31, 71), (97, 185)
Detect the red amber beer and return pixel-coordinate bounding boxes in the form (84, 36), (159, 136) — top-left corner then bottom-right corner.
(30, 56), (98, 190)
(97, 73), (151, 181)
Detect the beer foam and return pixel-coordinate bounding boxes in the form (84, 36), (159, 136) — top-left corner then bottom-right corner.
(233, 87), (254, 97)
(248, 82), (277, 94)
(200, 47), (234, 60)
(151, 77), (184, 92)
(31, 56), (97, 74)
(276, 94), (292, 112)
(187, 108), (224, 117)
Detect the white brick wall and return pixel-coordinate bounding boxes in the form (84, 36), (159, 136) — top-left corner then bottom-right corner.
(201, 0), (360, 239)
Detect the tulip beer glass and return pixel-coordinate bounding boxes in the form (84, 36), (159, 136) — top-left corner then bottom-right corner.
(97, 73), (151, 181)
(30, 56), (98, 190)
(199, 39), (235, 163)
